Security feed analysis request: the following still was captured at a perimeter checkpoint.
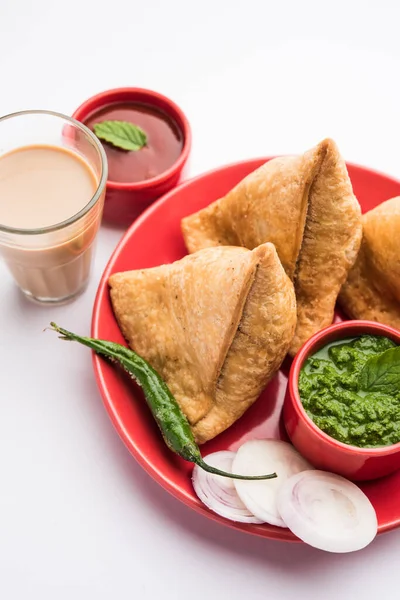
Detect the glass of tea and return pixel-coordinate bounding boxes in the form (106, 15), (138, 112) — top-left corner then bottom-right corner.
(0, 110), (108, 304)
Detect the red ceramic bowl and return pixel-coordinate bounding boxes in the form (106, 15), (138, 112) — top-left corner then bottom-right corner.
(72, 87), (191, 226)
(283, 320), (400, 482)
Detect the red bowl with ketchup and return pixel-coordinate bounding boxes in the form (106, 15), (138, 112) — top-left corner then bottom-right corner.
(283, 320), (400, 482)
(72, 88), (191, 226)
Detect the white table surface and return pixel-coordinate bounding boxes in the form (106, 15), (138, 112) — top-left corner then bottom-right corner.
(1, 0), (399, 598)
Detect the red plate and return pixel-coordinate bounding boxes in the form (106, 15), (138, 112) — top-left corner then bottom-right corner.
(92, 158), (400, 542)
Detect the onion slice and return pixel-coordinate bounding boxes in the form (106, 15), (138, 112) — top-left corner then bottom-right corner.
(277, 470), (378, 552)
(192, 451), (264, 523)
(232, 440), (313, 527)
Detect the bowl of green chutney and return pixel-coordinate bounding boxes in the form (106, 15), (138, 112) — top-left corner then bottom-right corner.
(283, 320), (400, 481)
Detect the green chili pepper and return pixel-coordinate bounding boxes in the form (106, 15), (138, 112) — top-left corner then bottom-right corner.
(50, 323), (277, 481)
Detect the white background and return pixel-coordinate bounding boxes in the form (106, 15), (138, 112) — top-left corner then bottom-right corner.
(0, 1), (399, 598)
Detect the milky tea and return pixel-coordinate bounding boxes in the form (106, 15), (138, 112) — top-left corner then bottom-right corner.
(0, 112), (107, 304)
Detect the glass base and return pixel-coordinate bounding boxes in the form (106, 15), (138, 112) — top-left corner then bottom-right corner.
(20, 280), (89, 306)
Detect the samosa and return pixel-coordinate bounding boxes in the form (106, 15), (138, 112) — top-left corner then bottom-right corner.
(181, 139), (362, 355)
(109, 243), (296, 444)
(339, 196), (400, 328)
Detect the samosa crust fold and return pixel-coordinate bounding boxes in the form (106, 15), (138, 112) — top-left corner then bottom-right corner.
(109, 243), (296, 443)
(290, 139), (362, 354)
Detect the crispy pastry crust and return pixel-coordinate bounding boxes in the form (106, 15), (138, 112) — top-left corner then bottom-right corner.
(109, 243), (296, 443)
(339, 196), (400, 327)
(181, 149), (323, 279)
(290, 139), (362, 354)
(181, 139), (362, 355)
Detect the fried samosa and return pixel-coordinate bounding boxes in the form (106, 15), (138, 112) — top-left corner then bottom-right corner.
(339, 196), (400, 328)
(109, 243), (296, 444)
(181, 139), (362, 355)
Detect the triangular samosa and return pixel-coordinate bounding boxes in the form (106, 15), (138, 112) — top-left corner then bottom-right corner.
(181, 139), (362, 355)
(109, 243), (296, 444)
(339, 196), (400, 328)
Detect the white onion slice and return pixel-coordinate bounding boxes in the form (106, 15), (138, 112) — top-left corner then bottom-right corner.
(277, 470), (378, 553)
(192, 451), (264, 523)
(232, 440), (313, 527)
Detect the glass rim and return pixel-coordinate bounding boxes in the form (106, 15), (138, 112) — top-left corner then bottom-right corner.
(0, 109), (108, 236)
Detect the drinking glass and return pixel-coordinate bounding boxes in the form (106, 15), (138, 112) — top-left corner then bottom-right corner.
(0, 110), (108, 304)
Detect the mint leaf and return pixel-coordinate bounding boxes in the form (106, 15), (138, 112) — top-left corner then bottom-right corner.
(93, 120), (147, 151)
(358, 346), (400, 394)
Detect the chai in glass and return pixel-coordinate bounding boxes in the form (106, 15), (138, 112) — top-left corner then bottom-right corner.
(0, 111), (107, 304)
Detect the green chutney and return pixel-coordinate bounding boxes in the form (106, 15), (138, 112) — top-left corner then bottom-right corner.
(299, 335), (400, 448)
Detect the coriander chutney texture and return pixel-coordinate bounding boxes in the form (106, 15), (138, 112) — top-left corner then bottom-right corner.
(299, 335), (400, 448)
